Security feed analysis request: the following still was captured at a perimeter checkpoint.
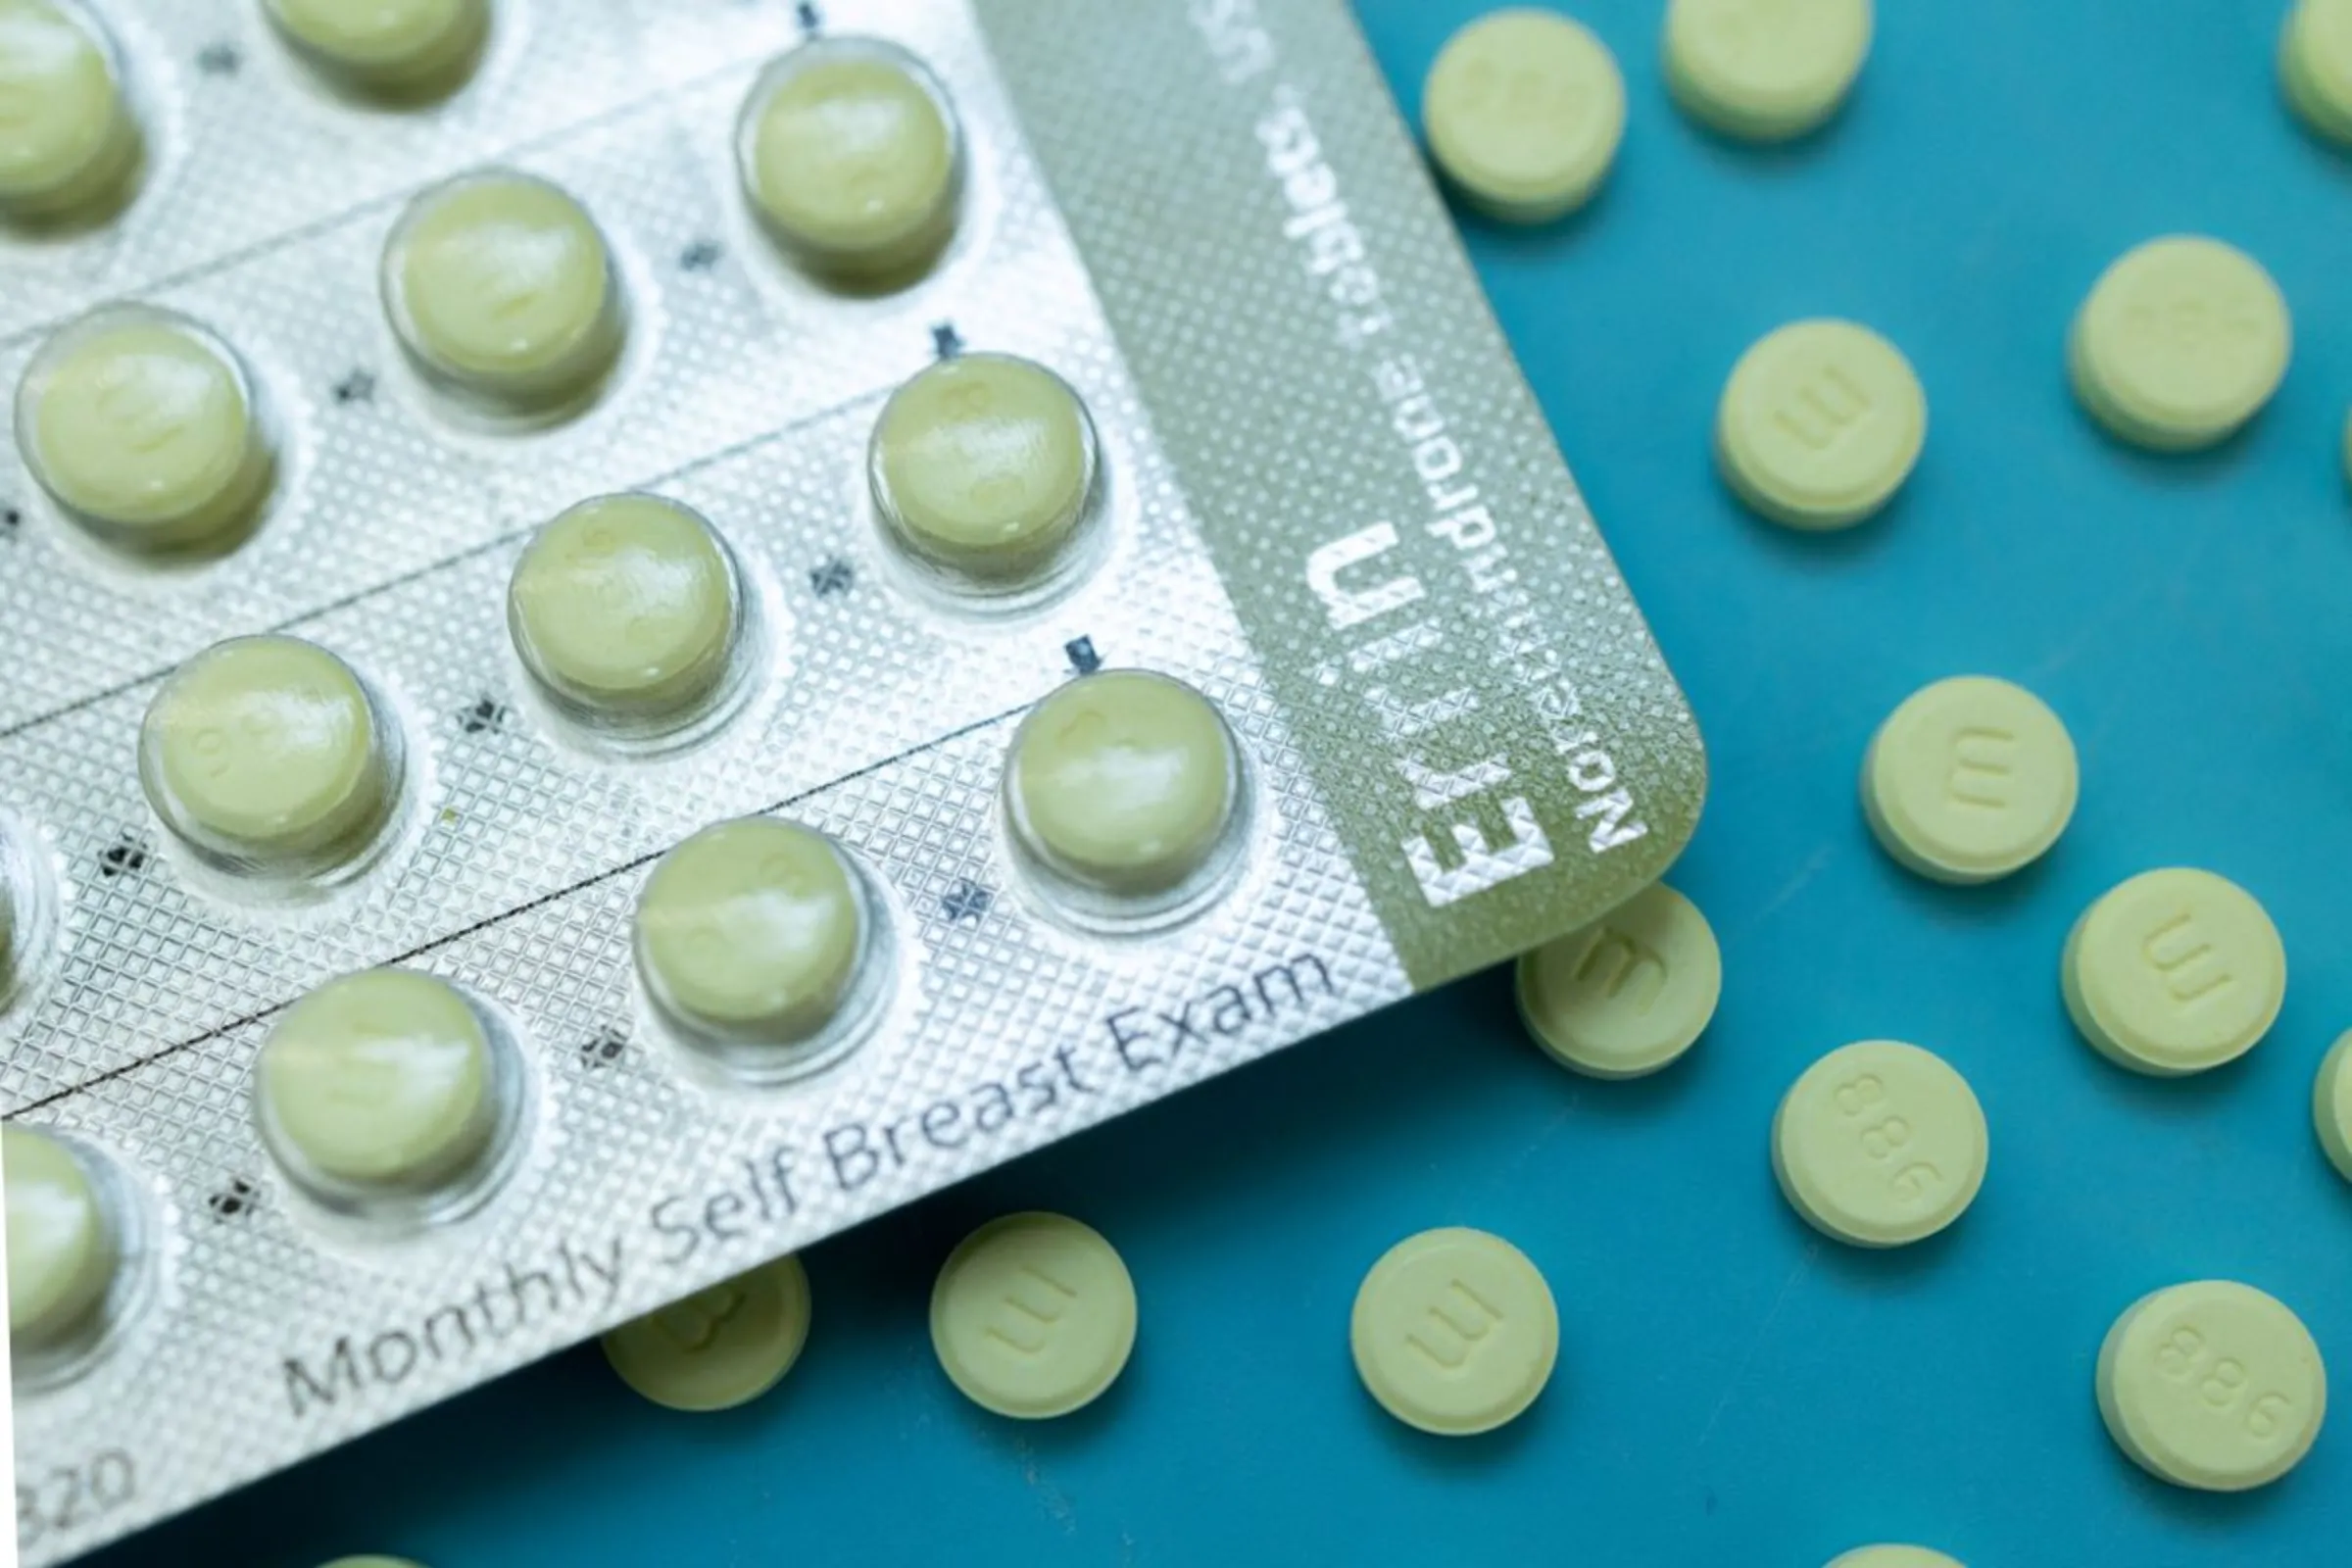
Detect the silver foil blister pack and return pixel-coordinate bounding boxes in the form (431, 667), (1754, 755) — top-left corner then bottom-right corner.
(2, 0), (1706, 1559)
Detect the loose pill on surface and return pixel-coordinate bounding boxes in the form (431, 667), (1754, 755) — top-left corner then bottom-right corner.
(2282, 0), (2352, 147)
(0, 0), (140, 221)
(1824, 1549), (1964, 1568)
(1717, 318), (1926, 529)
(265, 0), (488, 96)
(1516, 881), (1720, 1078)
(603, 1255), (812, 1413)
(1350, 1227), (1557, 1436)
(2069, 236), (2290, 452)
(737, 38), (961, 280)
(931, 1213), (1136, 1420)
(1773, 1040), (1987, 1248)
(2312, 1032), (2352, 1182)
(508, 494), (743, 727)
(1664, 0), (1873, 143)
(15, 306), (276, 554)
(317, 1558), (425, 1568)
(2097, 1280), (2327, 1492)
(2063, 868), (2285, 1076)
(1423, 9), (1625, 222)
(869, 353), (1097, 586)
(382, 171), (625, 418)
(1863, 675), (2078, 884)
(4, 1124), (120, 1354)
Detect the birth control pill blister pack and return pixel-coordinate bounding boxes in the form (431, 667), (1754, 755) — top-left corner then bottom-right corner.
(0, 0), (1704, 1557)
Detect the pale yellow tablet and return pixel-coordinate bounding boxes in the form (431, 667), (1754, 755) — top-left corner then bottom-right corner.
(1863, 675), (2078, 883)
(383, 171), (625, 416)
(2097, 1280), (2327, 1492)
(266, 0), (487, 95)
(140, 636), (398, 875)
(737, 39), (961, 278)
(1665, 0), (1873, 143)
(509, 494), (742, 724)
(4, 1123), (119, 1352)
(1718, 318), (1925, 529)
(2283, 0), (2352, 147)
(869, 354), (1096, 583)
(317, 1558), (425, 1568)
(1773, 1040), (1987, 1248)
(257, 968), (502, 1199)
(0, 0), (140, 220)
(1351, 1227), (1557, 1436)
(634, 817), (867, 1049)
(2063, 868), (2285, 1076)
(16, 306), (275, 553)
(931, 1212), (1136, 1419)
(1423, 9), (1625, 221)
(2312, 1031), (2352, 1182)
(1824, 1549), (1964, 1568)
(1516, 881), (1720, 1078)
(603, 1255), (811, 1413)
(1004, 670), (1240, 902)
(2070, 237), (2290, 452)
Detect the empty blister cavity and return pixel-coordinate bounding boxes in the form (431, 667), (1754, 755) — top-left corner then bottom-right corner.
(0, 0), (142, 225)
(5, 1123), (138, 1386)
(737, 36), (964, 285)
(264, 0), (491, 102)
(14, 305), (277, 558)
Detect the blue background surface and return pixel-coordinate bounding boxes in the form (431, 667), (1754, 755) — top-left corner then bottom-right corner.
(87, 2), (2352, 1564)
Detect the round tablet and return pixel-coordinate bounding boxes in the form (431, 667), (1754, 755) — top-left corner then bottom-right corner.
(15, 306), (275, 554)
(2283, 0), (2352, 147)
(1824, 1549), (1964, 1568)
(1717, 318), (1926, 530)
(140, 636), (399, 876)
(382, 171), (625, 417)
(1773, 1040), (1987, 1248)
(317, 1558), (425, 1568)
(634, 817), (868, 1053)
(2097, 1280), (2327, 1492)
(509, 494), (743, 725)
(265, 0), (487, 95)
(2063, 869), (2285, 1076)
(1004, 670), (1241, 904)
(0, 0), (139, 220)
(3, 1124), (119, 1353)
(257, 968), (503, 1200)
(2069, 236), (2290, 453)
(737, 38), (961, 279)
(869, 353), (1097, 585)
(1422, 9), (1624, 222)
(1516, 881), (1720, 1079)
(1665, 0), (1872, 142)
(2317, 1033), (2352, 1183)
(1862, 675), (2078, 884)
(1350, 1227), (1557, 1436)
(602, 1254), (812, 1413)
(930, 1212), (1136, 1419)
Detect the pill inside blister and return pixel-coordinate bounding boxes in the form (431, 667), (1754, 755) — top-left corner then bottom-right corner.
(737, 36), (963, 283)
(138, 635), (405, 886)
(264, 0), (490, 100)
(0, 0), (142, 224)
(4, 1124), (123, 1373)
(380, 170), (627, 423)
(0, 811), (53, 1012)
(14, 304), (276, 557)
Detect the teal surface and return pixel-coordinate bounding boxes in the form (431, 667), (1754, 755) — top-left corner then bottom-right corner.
(86, 2), (2352, 1564)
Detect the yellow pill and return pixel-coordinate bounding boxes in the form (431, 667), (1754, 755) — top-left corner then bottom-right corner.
(869, 353), (1097, 585)
(265, 0), (487, 96)
(2313, 1032), (2352, 1182)
(1516, 881), (1720, 1079)
(1350, 1227), (1557, 1436)
(15, 306), (276, 554)
(0, 0), (140, 220)
(2283, 0), (2352, 146)
(2097, 1280), (2327, 1492)
(2070, 236), (2290, 452)
(2063, 869), (2285, 1076)
(737, 38), (961, 280)
(603, 1255), (812, 1413)
(1862, 676), (2078, 884)
(1665, 0), (1873, 143)
(1717, 318), (1926, 529)
(382, 171), (626, 418)
(256, 968), (504, 1199)
(508, 494), (743, 726)
(1423, 9), (1625, 221)
(1824, 1549), (1964, 1568)
(931, 1213), (1136, 1420)
(1773, 1040), (1987, 1248)
(3, 1123), (120, 1354)
(1004, 670), (1241, 904)
(317, 1559), (425, 1568)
